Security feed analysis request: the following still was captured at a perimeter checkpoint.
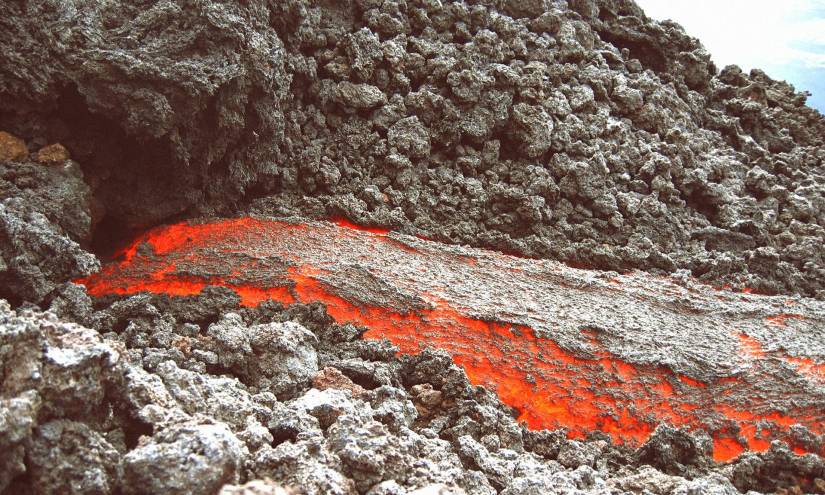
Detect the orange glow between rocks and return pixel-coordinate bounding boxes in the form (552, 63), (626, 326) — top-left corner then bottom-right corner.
(76, 218), (825, 463)
(765, 313), (805, 327)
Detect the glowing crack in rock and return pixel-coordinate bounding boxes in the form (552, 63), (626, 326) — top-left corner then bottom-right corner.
(76, 218), (825, 462)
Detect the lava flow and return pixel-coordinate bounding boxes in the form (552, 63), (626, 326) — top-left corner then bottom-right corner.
(77, 217), (825, 462)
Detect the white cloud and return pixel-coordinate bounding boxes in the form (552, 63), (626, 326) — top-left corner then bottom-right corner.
(634, 0), (825, 110)
(635, 0), (825, 70)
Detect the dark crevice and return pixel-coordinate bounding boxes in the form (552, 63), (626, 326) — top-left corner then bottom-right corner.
(686, 190), (722, 224)
(269, 426), (299, 447)
(90, 215), (144, 261)
(123, 417), (154, 450)
(597, 30), (667, 74)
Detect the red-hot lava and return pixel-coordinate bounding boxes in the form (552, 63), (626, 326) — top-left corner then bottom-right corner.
(77, 218), (825, 462)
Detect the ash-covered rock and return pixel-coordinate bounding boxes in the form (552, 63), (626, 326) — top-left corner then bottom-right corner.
(0, 2), (291, 229)
(207, 314), (319, 397)
(0, 197), (98, 305)
(26, 419), (122, 495)
(0, 299), (122, 494)
(0, 134), (98, 305)
(122, 421), (246, 495)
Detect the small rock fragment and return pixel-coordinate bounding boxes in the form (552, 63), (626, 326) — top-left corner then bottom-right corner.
(410, 383), (443, 417)
(36, 143), (71, 164)
(313, 367), (365, 397)
(336, 81), (388, 110)
(0, 131), (28, 162)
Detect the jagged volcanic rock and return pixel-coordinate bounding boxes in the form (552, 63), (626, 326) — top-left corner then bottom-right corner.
(0, 154), (99, 304)
(76, 217), (825, 463)
(2, 0), (825, 493)
(2, 0), (825, 297)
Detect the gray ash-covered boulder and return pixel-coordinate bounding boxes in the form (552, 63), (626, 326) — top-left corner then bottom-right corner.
(122, 421), (246, 495)
(0, 300), (122, 493)
(0, 139), (99, 304)
(26, 420), (122, 495)
(0, 197), (98, 305)
(0, 153), (95, 245)
(207, 313), (320, 397)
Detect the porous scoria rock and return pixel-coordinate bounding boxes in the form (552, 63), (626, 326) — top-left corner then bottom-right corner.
(635, 424), (714, 478)
(7, 289), (815, 495)
(0, 153), (97, 304)
(122, 421), (246, 495)
(219, 479), (297, 495)
(0, 299), (121, 493)
(0, 0), (291, 229)
(26, 419), (122, 495)
(0, 198), (98, 304)
(2, 0), (825, 298)
(253, 387), (494, 495)
(208, 313), (319, 397)
(34, 143), (70, 164)
(0, 301), (120, 421)
(313, 367), (366, 398)
(0, 391), (39, 491)
(0, 157), (96, 244)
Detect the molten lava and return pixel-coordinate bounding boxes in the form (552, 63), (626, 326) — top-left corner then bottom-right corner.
(77, 218), (825, 462)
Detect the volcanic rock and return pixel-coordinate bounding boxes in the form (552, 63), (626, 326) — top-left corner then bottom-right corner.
(0, 391), (39, 491)
(0, 198), (98, 304)
(77, 217), (825, 466)
(27, 419), (122, 495)
(207, 314), (319, 397)
(219, 480), (296, 495)
(0, 151), (98, 304)
(313, 367), (366, 398)
(0, 300), (121, 493)
(34, 143), (70, 165)
(2, 0), (825, 493)
(0, 0), (292, 228)
(0, 131), (27, 162)
(2, 0), (824, 298)
(122, 421), (246, 495)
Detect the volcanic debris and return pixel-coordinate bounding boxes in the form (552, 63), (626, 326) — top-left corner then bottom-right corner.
(1, 0), (825, 493)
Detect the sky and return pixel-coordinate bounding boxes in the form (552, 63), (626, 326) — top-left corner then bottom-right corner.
(634, 0), (825, 113)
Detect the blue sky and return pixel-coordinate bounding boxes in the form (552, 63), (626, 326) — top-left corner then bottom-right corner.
(635, 0), (825, 113)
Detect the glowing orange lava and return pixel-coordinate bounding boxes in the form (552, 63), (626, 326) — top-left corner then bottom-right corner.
(76, 218), (825, 463)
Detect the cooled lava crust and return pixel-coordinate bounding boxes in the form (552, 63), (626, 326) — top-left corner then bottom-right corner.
(77, 217), (825, 462)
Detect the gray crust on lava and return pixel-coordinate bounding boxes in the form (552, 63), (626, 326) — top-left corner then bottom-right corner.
(1, 0), (824, 298)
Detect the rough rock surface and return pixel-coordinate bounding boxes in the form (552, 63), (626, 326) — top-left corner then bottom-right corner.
(1, 0), (824, 298)
(0, 192), (98, 306)
(1, 0), (825, 494)
(208, 315), (319, 396)
(2, 287), (824, 494)
(122, 421), (246, 495)
(0, 141), (98, 304)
